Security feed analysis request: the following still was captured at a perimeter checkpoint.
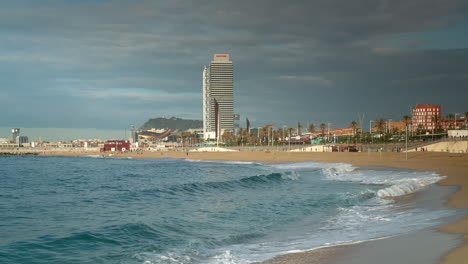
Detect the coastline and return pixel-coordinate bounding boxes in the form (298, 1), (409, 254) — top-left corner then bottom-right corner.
(39, 150), (468, 264)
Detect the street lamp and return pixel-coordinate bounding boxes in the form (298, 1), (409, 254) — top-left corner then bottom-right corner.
(369, 120), (374, 144)
(455, 113), (460, 129)
(327, 123), (332, 143)
(282, 126), (286, 146)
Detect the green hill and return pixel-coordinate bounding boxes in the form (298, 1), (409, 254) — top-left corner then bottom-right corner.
(140, 117), (202, 131)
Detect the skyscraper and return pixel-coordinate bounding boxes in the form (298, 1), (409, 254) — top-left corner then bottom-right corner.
(203, 54), (234, 139)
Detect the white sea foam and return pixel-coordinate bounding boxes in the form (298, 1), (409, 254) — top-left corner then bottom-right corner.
(268, 161), (356, 173)
(208, 251), (245, 264)
(280, 171), (301, 181)
(84, 155), (104, 158)
(323, 167), (444, 198)
(186, 159), (262, 165)
(376, 177), (443, 198)
(135, 252), (193, 264)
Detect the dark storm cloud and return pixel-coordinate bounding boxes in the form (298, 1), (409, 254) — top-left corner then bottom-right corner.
(1, 0), (467, 131)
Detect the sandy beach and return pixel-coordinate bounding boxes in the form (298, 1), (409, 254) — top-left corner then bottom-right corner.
(41, 150), (468, 264)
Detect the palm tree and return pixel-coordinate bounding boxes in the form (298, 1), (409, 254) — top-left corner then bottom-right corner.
(259, 127), (268, 144)
(237, 128), (244, 145)
(402, 115), (411, 126)
(297, 122), (302, 136)
(402, 115), (412, 136)
(446, 114), (455, 129)
(222, 131), (236, 146)
(431, 115), (441, 132)
(464, 112), (468, 129)
(350, 121), (358, 136)
(375, 118), (386, 134)
(191, 131), (199, 145)
(180, 131), (192, 147)
(307, 123), (315, 133)
(320, 123), (326, 137)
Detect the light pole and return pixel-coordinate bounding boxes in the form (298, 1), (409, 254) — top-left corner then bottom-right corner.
(283, 126), (286, 146)
(455, 113), (460, 129)
(327, 123), (331, 143)
(369, 120), (374, 144)
(405, 123), (408, 160)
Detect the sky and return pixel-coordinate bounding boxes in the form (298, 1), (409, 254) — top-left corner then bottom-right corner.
(1, 0), (468, 140)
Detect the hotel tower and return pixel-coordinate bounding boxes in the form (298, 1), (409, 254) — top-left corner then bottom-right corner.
(203, 54), (234, 139)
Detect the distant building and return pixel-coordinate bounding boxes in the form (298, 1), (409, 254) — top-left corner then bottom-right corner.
(412, 104), (441, 131)
(388, 120), (406, 133)
(17, 136), (29, 144)
(310, 126), (361, 137)
(101, 140), (130, 152)
(203, 54), (234, 139)
(11, 128), (20, 143)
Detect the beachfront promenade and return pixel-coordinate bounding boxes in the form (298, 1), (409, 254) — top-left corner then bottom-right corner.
(2, 138), (466, 155)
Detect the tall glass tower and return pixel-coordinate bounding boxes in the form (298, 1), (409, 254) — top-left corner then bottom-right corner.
(203, 54), (234, 138)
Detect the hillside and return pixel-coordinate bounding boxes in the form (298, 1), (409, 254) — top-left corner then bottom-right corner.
(139, 117), (202, 131)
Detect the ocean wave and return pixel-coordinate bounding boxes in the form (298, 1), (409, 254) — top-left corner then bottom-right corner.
(323, 168), (444, 198)
(159, 172), (301, 196)
(376, 177), (442, 198)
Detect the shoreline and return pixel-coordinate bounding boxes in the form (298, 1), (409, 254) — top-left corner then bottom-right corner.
(38, 150), (468, 264)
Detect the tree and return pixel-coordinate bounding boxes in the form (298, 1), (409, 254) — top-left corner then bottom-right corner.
(180, 132), (192, 147)
(446, 114), (455, 129)
(191, 131), (199, 144)
(222, 131), (236, 145)
(375, 118), (386, 134)
(237, 128), (245, 145)
(464, 112), (468, 129)
(259, 127), (268, 144)
(402, 115), (411, 126)
(307, 123), (315, 133)
(350, 121), (358, 135)
(402, 115), (412, 136)
(416, 124), (425, 135)
(431, 115), (441, 132)
(297, 122), (302, 136)
(320, 123), (326, 136)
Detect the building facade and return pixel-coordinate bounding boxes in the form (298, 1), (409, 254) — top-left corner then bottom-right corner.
(11, 128), (20, 143)
(101, 140), (130, 152)
(203, 54), (234, 139)
(412, 104), (441, 131)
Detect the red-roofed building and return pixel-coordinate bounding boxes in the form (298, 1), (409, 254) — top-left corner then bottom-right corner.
(412, 104), (441, 131)
(101, 140), (130, 152)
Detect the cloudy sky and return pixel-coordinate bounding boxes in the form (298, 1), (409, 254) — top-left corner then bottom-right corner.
(1, 0), (468, 138)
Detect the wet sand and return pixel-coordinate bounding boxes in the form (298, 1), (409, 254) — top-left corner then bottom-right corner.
(41, 150), (468, 264)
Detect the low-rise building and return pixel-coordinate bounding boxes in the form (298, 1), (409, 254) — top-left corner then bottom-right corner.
(309, 126), (361, 137)
(101, 140), (130, 152)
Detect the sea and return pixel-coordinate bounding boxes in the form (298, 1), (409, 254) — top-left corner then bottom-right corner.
(0, 156), (462, 264)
